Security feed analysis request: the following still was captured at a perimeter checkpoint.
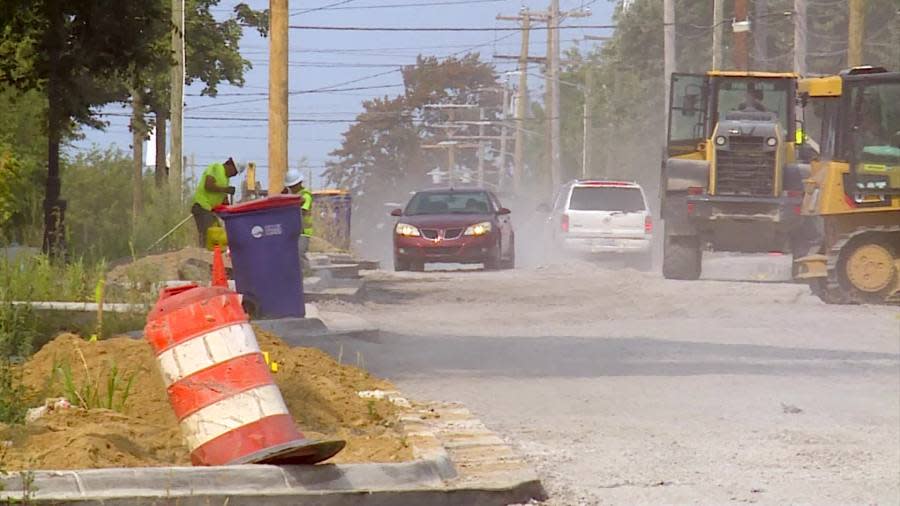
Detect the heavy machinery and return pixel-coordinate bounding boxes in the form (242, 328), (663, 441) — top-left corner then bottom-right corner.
(660, 71), (808, 280)
(794, 67), (900, 305)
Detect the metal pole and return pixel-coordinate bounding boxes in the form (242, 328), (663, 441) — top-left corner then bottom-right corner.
(848, 0), (866, 67)
(794, 0), (807, 74)
(582, 66), (593, 179)
(713, 0), (724, 70)
(478, 108), (486, 186)
(664, 0), (676, 116)
(268, 0), (289, 195)
(499, 85), (509, 190)
(170, 0), (184, 194)
(734, 0), (750, 70)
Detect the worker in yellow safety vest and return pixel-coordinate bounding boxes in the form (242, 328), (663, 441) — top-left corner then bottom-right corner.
(283, 169), (313, 267)
(192, 157), (243, 247)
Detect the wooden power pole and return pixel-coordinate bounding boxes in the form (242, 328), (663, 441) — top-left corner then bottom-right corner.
(170, 0), (184, 195)
(582, 67), (593, 179)
(496, 10), (536, 193)
(269, 0), (289, 195)
(848, 0), (866, 67)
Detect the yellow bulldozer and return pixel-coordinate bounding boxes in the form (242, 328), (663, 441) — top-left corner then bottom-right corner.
(795, 67), (900, 305)
(661, 71), (808, 280)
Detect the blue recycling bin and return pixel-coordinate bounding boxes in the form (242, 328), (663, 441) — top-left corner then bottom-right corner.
(216, 195), (305, 318)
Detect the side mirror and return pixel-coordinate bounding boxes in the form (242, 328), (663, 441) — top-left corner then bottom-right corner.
(536, 203), (551, 213)
(497, 207), (511, 215)
(390, 208), (402, 217)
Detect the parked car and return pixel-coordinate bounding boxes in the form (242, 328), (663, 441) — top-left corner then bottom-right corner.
(391, 188), (515, 271)
(544, 180), (653, 269)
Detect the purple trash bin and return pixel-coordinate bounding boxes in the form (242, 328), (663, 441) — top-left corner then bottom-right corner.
(215, 195), (305, 318)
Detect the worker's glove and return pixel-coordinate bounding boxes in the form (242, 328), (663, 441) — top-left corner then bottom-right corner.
(225, 186), (236, 195)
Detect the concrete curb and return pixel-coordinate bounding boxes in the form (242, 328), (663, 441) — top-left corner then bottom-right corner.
(254, 306), (378, 339)
(0, 401), (544, 505)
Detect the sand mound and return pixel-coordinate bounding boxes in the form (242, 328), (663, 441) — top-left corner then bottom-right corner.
(2, 330), (410, 470)
(106, 247), (227, 286)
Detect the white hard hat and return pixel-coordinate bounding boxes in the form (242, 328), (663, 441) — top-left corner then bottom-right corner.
(284, 168), (304, 187)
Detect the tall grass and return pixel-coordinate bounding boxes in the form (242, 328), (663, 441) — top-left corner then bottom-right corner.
(54, 354), (135, 412)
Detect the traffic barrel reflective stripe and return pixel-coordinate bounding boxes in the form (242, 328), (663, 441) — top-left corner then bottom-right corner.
(145, 285), (344, 466)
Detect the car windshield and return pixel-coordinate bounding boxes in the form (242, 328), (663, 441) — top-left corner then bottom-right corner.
(405, 191), (493, 215)
(569, 187), (645, 212)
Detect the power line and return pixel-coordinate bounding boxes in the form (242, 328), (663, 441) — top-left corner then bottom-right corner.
(287, 24), (617, 32)
(291, 0), (503, 14)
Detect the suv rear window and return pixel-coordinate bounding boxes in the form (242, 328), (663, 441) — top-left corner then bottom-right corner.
(568, 187), (645, 212)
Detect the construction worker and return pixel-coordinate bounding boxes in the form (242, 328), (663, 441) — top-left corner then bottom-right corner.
(191, 157), (242, 247)
(283, 169), (313, 268)
(738, 86), (767, 112)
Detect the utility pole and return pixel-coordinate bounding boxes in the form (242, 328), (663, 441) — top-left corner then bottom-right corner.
(794, 0), (807, 75)
(754, 0), (768, 70)
(582, 66), (593, 179)
(170, 0), (184, 195)
(713, 0), (724, 70)
(268, 0), (289, 195)
(498, 84), (509, 190)
(848, 0), (866, 67)
(733, 0), (750, 70)
(478, 108), (486, 186)
(664, 0), (676, 116)
(497, 9), (539, 193)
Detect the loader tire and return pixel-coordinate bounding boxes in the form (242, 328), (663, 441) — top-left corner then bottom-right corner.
(663, 235), (701, 280)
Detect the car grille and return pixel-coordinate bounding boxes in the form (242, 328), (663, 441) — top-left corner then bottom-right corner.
(444, 228), (464, 240)
(715, 140), (776, 196)
(420, 228), (464, 240)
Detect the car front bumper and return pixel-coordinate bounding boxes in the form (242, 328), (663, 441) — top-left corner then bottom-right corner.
(394, 233), (496, 263)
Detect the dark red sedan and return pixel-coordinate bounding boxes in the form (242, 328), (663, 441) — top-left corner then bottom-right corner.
(391, 188), (515, 271)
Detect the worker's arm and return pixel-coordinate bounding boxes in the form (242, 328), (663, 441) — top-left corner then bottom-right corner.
(205, 175), (235, 194)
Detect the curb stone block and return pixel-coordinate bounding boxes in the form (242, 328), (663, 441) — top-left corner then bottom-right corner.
(1, 401), (545, 505)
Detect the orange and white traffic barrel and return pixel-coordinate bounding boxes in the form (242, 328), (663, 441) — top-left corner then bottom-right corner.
(144, 284), (344, 466)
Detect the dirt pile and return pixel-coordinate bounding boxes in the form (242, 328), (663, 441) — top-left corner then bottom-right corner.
(1, 331), (411, 470)
(106, 247), (228, 286)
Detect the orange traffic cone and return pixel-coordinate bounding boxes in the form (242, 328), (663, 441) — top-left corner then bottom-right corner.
(211, 245), (227, 287)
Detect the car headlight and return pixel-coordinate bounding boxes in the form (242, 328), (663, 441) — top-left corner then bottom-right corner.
(715, 136), (727, 146)
(766, 137), (777, 147)
(464, 222), (492, 236)
(395, 223), (420, 237)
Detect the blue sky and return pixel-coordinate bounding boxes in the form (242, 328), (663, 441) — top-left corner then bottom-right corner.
(76, 0), (616, 188)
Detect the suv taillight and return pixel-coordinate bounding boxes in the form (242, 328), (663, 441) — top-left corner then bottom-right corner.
(644, 215), (653, 234)
(561, 214), (569, 233)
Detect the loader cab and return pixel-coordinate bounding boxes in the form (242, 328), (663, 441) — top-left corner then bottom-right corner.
(667, 72), (797, 157)
(843, 70), (900, 199)
(800, 67), (900, 207)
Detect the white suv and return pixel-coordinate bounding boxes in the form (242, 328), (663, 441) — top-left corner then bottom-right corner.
(546, 180), (653, 269)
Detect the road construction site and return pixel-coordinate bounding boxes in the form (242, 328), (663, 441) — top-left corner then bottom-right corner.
(309, 260), (900, 505)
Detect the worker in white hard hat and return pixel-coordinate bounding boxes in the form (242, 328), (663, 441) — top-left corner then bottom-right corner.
(283, 169), (313, 269)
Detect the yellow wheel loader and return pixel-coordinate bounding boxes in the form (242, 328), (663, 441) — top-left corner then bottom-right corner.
(661, 71), (809, 280)
(795, 67), (900, 305)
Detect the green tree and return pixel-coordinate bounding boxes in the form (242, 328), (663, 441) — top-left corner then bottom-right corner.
(0, 87), (46, 244)
(0, 0), (169, 257)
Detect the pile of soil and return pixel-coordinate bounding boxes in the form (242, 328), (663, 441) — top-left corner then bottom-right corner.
(1, 330), (411, 470)
(107, 247), (229, 286)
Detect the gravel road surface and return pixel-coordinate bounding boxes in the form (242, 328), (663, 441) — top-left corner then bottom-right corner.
(311, 260), (899, 505)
